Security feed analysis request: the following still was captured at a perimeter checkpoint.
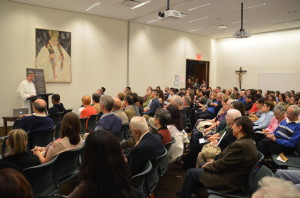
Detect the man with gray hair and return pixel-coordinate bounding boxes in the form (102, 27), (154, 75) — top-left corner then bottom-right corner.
(127, 116), (165, 176)
(257, 105), (300, 156)
(170, 95), (187, 128)
(95, 95), (122, 135)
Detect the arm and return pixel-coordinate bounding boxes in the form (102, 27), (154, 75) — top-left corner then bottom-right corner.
(272, 126), (300, 148)
(145, 99), (160, 116)
(254, 112), (274, 130)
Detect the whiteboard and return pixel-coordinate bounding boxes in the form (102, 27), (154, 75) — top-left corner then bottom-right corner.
(258, 73), (300, 92)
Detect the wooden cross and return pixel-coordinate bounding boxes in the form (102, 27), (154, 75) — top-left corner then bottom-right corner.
(235, 67), (247, 90)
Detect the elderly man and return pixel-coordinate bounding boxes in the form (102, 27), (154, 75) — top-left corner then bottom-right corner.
(95, 95), (122, 134)
(19, 99), (54, 133)
(17, 71), (36, 113)
(127, 116), (165, 176)
(238, 90), (246, 104)
(257, 105), (300, 156)
(113, 97), (129, 124)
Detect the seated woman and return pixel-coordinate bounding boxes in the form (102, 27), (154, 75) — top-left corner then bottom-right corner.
(0, 129), (40, 171)
(32, 112), (82, 164)
(68, 130), (140, 198)
(152, 108), (172, 145)
(166, 104), (189, 163)
(253, 101), (274, 131)
(179, 117), (258, 197)
(249, 98), (265, 121)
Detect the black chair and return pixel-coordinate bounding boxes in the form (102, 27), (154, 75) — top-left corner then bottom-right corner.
(63, 109), (73, 118)
(208, 165), (273, 198)
(23, 156), (58, 197)
(53, 123), (61, 140)
(132, 161), (152, 198)
(87, 113), (99, 132)
(271, 142), (300, 168)
(122, 123), (131, 140)
(54, 146), (83, 185)
(28, 127), (55, 150)
(79, 117), (88, 136)
(13, 118), (21, 129)
(207, 152), (265, 198)
(158, 147), (169, 176)
(48, 112), (64, 126)
(165, 136), (176, 151)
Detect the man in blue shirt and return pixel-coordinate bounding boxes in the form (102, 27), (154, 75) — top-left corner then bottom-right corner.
(257, 105), (300, 156)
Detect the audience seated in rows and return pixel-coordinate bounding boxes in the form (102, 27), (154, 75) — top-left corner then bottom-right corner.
(196, 93), (223, 119)
(257, 105), (300, 157)
(179, 117), (258, 197)
(94, 95), (122, 134)
(19, 99), (54, 133)
(0, 129), (40, 171)
(32, 112), (83, 164)
(48, 94), (65, 115)
(127, 116), (165, 176)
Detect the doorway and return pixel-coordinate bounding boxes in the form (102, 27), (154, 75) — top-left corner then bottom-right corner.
(186, 59), (210, 89)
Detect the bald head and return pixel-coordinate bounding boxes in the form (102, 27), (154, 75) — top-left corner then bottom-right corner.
(33, 99), (47, 113)
(113, 98), (122, 111)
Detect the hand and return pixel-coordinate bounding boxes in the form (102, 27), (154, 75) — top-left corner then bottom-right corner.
(266, 133), (276, 141)
(204, 128), (210, 133)
(202, 161), (213, 168)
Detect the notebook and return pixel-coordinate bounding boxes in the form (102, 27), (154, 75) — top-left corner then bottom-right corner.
(13, 108), (28, 117)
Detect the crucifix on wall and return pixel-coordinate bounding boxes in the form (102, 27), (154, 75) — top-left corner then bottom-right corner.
(235, 67), (247, 90)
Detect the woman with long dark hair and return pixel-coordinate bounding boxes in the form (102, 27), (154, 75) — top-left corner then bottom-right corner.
(69, 130), (139, 198)
(166, 104), (189, 163)
(33, 112), (82, 164)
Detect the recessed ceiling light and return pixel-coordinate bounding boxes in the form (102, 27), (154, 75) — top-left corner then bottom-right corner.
(188, 3), (214, 11)
(85, 2), (101, 12)
(217, 25), (228, 29)
(131, 1), (151, 10)
(188, 17), (208, 23)
(239, 2), (271, 10)
(147, 19), (158, 23)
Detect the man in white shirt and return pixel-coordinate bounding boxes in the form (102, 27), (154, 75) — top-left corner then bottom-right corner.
(17, 71), (36, 113)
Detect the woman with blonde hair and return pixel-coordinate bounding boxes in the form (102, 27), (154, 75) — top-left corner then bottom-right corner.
(0, 129), (40, 171)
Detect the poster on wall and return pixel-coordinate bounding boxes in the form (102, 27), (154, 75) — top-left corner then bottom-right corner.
(35, 28), (71, 82)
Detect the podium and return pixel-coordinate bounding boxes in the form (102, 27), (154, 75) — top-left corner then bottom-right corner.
(27, 93), (53, 112)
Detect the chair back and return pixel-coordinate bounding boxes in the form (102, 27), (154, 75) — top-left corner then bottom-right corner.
(79, 117), (88, 135)
(53, 123), (61, 140)
(63, 109), (73, 118)
(23, 156), (58, 197)
(165, 137), (176, 151)
(122, 123), (131, 139)
(13, 118), (21, 129)
(0, 136), (8, 158)
(145, 151), (166, 194)
(87, 113), (99, 132)
(28, 127), (55, 150)
(132, 161), (152, 197)
(54, 146), (83, 185)
(48, 112), (64, 125)
(158, 147), (168, 176)
(249, 165), (274, 194)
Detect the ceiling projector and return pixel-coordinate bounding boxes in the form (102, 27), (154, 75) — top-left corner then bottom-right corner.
(158, 9), (182, 19)
(234, 29), (251, 38)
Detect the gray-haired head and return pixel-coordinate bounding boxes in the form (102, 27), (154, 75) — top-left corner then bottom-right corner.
(100, 95), (114, 112)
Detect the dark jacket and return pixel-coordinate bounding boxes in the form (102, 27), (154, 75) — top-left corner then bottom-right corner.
(199, 136), (258, 194)
(48, 103), (65, 115)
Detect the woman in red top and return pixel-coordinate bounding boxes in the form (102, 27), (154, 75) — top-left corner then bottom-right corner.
(153, 108), (172, 145)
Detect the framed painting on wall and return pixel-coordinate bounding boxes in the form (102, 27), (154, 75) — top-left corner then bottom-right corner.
(35, 28), (71, 82)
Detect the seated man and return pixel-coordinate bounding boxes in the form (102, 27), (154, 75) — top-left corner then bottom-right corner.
(92, 93), (101, 114)
(179, 117), (258, 197)
(48, 94), (65, 115)
(257, 105), (300, 157)
(196, 93), (223, 119)
(127, 116), (165, 176)
(144, 89), (160, 118)
(113, 97), (129, 125)
(123, 95), (137, 121)
(19, 99), (54, 132)
(95, 95), (122, 134)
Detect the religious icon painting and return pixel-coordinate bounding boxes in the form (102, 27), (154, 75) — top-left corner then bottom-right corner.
(35, 28), (71, 82)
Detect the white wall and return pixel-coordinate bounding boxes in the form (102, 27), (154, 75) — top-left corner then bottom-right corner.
(0, 0), (127, 125)
(0, 0), (212, 126)
(215, 29), (300, 91)
(129, 23), (211, 95)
